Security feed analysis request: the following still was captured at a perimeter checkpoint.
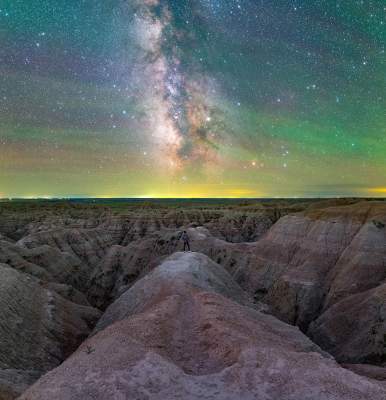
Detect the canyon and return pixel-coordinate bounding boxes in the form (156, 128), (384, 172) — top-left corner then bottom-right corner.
(0, 198), (385, 399)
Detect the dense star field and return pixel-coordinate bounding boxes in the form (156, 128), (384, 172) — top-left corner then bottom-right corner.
(0, 0), (385, 198)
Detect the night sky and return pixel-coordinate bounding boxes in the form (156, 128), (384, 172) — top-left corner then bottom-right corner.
(0, 0), (385, 198)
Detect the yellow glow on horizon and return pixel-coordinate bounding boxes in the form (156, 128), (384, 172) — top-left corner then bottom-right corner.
(95, 185), (264, 199)
(368, 187), (386, 195)
(6, 185), (386, 200)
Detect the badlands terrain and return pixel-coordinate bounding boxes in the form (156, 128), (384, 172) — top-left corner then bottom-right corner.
(0, 198), (385, 399)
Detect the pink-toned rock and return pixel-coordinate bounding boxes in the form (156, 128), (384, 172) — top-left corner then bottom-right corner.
(19, 253), (386, 400)
(87, 202), (386, 369)
(241, 202), (386, 336)
(87, 227), (251, 309)
(92, 251), (258, 334)
(309, 284), (386, 364)
(323, 208), (386, 308)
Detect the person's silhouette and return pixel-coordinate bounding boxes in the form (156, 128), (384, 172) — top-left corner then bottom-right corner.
(181, 230), (190, 251)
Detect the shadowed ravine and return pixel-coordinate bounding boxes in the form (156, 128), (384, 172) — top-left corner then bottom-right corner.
(0, 198), (385, 399)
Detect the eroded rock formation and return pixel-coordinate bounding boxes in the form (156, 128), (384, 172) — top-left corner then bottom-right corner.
(19, 253), (386, 400)
(238, 202), (386, 365)
(0, 264), (100, 398)
(0, 199), (384, 398)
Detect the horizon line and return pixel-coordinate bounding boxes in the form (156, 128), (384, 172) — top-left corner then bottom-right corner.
(1, 196), (385, 201)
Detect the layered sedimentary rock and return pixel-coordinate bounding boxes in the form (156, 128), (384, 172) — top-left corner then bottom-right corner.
(0, 199), (385, 398)
(0, 239), (84, 289)
(84, 201), (386, 367)
(92, 251), (258, 334)
(18, 228), (115, 268)
(237, 202), (386, 365)
(87, 226), (252, 309)
(19, 253), (386, 400)
(308, 284), (386, 364)
(0, 264), (100, 398)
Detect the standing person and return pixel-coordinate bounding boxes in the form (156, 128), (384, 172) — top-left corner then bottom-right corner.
(181, 230), (190, 251)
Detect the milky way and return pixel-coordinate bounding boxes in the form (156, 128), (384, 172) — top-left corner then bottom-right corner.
(0, 0), (385, 197)
(124, 0), (224, 171)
